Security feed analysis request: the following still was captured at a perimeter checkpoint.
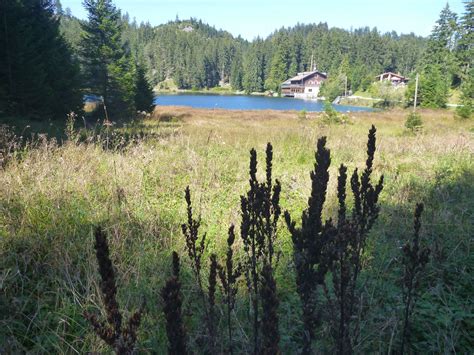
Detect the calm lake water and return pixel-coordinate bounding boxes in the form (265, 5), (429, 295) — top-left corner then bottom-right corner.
(153, 93), (374, 112)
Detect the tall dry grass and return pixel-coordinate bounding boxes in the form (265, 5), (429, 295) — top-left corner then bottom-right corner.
(0, 107), (472, 353)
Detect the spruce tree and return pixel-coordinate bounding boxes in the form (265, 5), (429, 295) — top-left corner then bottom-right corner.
(0, 0), (81, 118)
(266, 34), (291, 93)
(456, 1), (474, 118)
(134, 64), (154, 112)
(425, 3), (459, 87)
(242, 40), (265, 93)
(420, 65), (450, 108)
(456, 67), (473, 119)
(230, 54), (244, 91)
(456, 0), (474, 73)
(81, 0), (135, 119)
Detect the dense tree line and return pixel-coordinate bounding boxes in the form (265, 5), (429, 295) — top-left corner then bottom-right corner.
(59, 10), (432, 95)
(1, 0), (472, 119)
(405, 2), (473, 113)
(0, 0), (154, 120)
(118, 19), (429, 94)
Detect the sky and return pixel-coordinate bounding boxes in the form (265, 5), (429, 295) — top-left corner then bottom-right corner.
(61, 0), (467, 40)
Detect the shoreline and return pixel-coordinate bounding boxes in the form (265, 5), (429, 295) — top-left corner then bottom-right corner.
(154, 88), (274, 97)
(154, 90), (381, 109)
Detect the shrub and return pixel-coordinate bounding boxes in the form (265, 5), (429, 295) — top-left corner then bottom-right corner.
(181, 187), (215, 350)
(326, 126), (384, 354)
(455, 104), (473, 120)
(405, 111), (423, 132)
(369, 80), (405, 108)
(321, 102), (348, 125)
(456, 69), (473, 119)
(298, 109), (307, 120)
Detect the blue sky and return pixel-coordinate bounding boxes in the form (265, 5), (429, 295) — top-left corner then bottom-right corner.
(61, 0), (466, 40)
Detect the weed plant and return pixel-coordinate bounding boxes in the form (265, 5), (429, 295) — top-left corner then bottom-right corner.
(217, 225), (242, 354)
(400, 204), (430, 354)
(240, 143), (281, 353)
(162, 252), (188, 355)
(83, 227), (143, 354)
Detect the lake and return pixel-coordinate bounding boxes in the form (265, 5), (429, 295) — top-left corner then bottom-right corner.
(153, 93), (374, 112)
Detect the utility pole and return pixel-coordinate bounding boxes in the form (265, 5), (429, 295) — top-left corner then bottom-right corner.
(344, 75), (348, 97)
(413, 73), (419, 111)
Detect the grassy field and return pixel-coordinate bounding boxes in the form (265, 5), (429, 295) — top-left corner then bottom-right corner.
(1, 107), (473, 353)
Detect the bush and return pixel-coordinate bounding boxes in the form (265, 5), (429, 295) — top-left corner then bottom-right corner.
(405, 111), (423, 132)
(298, 109), (307, 120)
(320, 74), (345, 101)
(321, 102), (348, 125)
(456, 68), (473, 119)
(405, 66), (449, 109)
(370, 80), (405, 108)
(455, 104), (473, 120)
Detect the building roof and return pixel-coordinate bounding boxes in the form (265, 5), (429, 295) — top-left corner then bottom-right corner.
(286, 70), (327, 82)
(376, 72), (408, 80)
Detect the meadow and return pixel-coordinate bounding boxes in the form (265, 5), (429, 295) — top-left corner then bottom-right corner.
(1, 107), (473, 353)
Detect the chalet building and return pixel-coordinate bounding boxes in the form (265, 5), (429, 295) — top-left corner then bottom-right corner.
(281, 70), (327, 99)
(376, 72), (409, 86)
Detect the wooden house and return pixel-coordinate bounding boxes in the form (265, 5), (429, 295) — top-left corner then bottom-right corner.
(376, 72), (409, 85)
(281, 71), (327, 98)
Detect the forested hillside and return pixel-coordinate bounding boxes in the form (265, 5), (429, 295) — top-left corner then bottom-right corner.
(61, 15), (428, 93)
(1, 1), (471, 118)
(58, 1), (471, 114)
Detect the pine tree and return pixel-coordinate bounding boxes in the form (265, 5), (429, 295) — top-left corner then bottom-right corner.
(266, 33), (290, 92)
(81, 0), (136, 119)
(0, 0), (81, 118)
(456, 67), (473, 119)
(134, 64), (154, 112)
(60, 11), (432, 98)
(230, 54), (244, 91)
(425, 3), (459, 86)
(456, 0), (474, 72)
(419, 64), (450, 108)
(456, 1), (474, 118)
(242, 40), (265, 93)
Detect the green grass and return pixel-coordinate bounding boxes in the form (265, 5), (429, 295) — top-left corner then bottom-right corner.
(0, 115), (67, 140)
(1, 107), (473, 353)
